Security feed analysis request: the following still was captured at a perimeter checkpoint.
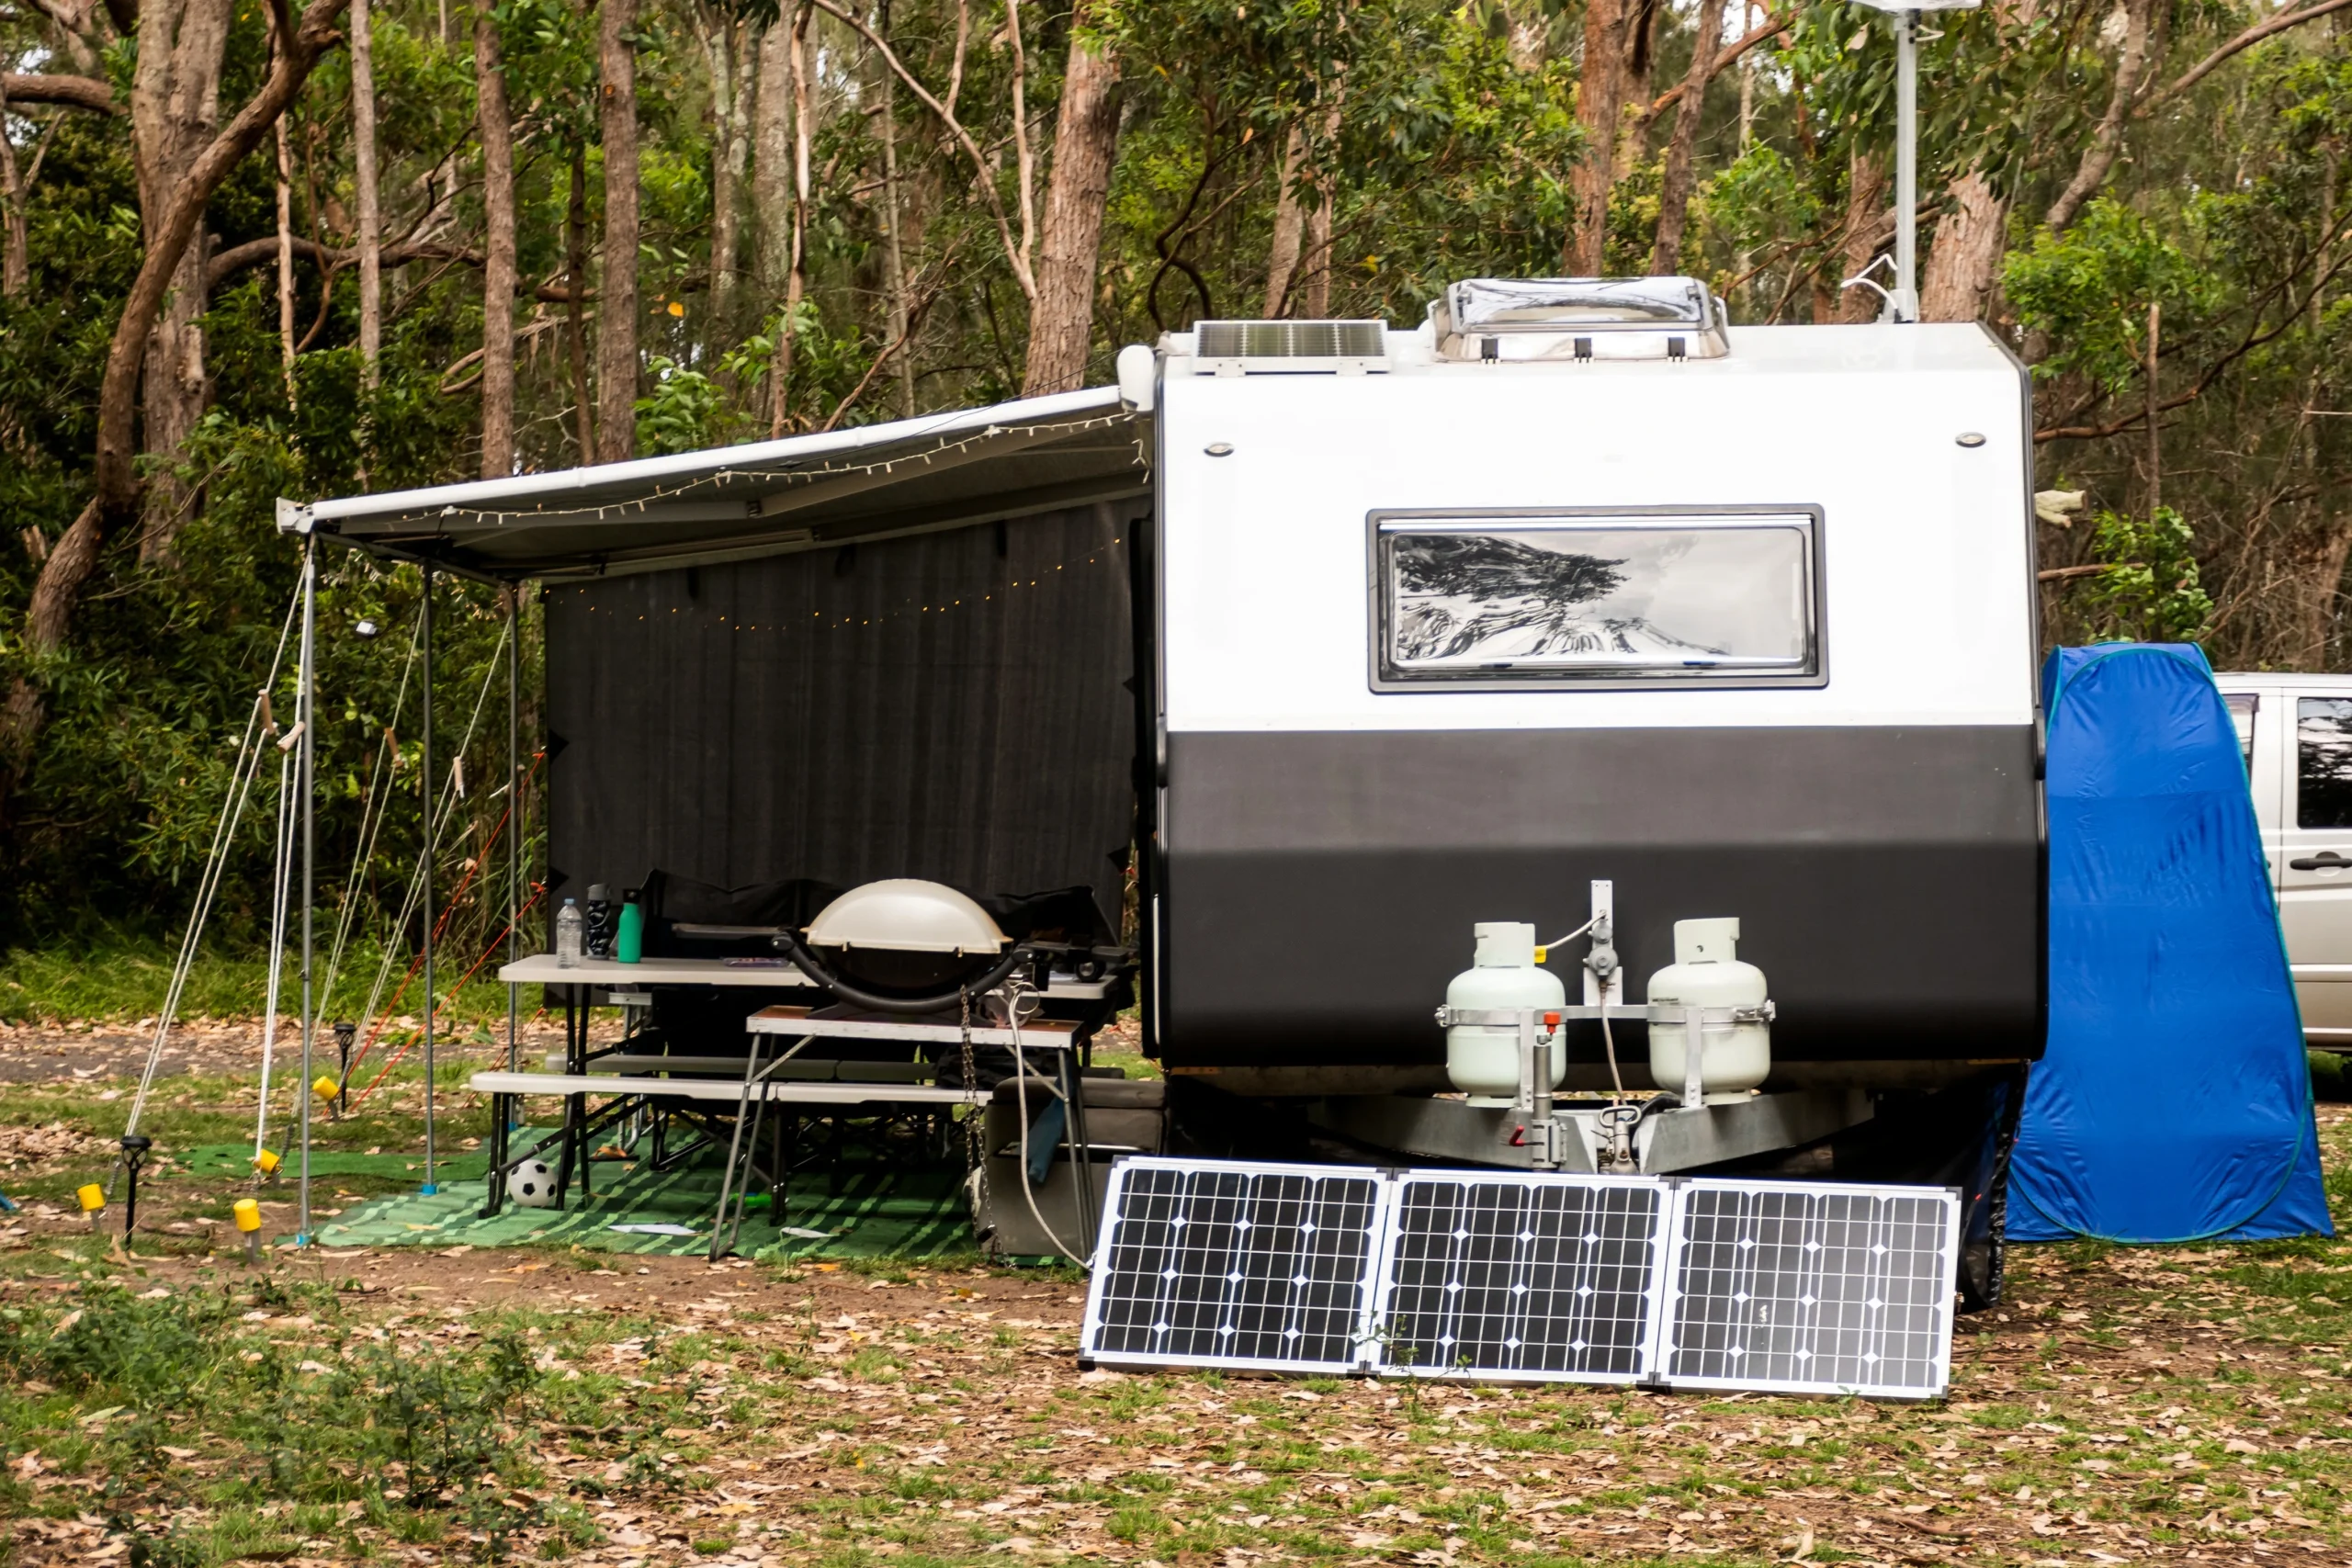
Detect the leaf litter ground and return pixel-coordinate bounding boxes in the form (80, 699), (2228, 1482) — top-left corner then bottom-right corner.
(0, 1021), (2348, 1567)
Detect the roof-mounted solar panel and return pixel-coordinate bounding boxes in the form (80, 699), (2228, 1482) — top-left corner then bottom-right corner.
(1654, 1179), (1960, 1399)
(1371, 1173), (1666, 1383)
(1191, 320), (1390, 376)
(1082, 1156), (1385, 1374)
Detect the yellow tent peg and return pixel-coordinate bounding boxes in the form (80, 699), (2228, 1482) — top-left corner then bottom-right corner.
(232, 1198), (263, 1263)
(311, 1075), (342, 1101)
(254, 1148), (282, 1176)
(75, 1183), (104, 1230)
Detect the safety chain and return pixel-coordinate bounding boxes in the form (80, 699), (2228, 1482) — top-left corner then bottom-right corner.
(958, 987), (980, 1171)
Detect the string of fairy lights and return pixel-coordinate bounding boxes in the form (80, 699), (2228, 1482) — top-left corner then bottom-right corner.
(566, 533), (1127, 637)
(419, 412), (1146, 527)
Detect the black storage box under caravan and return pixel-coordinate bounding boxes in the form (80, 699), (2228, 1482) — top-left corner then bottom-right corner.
(1138, 307), (2045, 1090)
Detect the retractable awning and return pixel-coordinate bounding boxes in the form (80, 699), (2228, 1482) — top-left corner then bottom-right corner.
(277, 386), (1149, 581)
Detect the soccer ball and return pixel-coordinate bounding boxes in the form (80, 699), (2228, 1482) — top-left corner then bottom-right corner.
(507, 1158), (557, 1208)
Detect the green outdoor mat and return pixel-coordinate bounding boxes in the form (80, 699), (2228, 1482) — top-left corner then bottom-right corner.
(175, 1143), (491, 1183)
(311, 1151), (977, 1260)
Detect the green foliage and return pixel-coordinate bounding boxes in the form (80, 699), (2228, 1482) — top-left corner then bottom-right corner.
(2006, 200), (2220, 392)
(2078, 507), (2214, 644)
(0, 1280), (560, 1557)
(636, 356), (725, 454)
(10, 0), (2352, 957)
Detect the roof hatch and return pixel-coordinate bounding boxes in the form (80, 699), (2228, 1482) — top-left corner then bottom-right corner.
(1431, 276), (1730, 363)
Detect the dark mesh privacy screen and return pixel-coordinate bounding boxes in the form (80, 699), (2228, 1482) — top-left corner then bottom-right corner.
(545, 503), (1138, 925)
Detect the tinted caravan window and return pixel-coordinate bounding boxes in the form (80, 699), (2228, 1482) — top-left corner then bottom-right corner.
(1371, 511), (1821, 690)
(2299, 697), (2352, 829)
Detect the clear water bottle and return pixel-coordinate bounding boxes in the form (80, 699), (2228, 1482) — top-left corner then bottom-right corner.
(555, 898), (584, 968)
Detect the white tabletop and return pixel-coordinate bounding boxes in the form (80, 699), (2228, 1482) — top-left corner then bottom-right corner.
(747, 1006), (1079, 1049)
(498, 952), (1118, 999)
(499, 954), (810, 987)
(469, 1070), (988, 1107)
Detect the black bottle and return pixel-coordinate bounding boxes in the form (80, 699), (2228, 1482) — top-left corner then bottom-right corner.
(584, 884), (615, 959)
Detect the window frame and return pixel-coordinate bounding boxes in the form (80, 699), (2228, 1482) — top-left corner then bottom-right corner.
(2222, 690), (2257, 774)
(1365, 504), (1829, 694)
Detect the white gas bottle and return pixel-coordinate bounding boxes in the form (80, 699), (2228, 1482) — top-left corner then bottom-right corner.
(1645, 917), (1770, 1101)
(1446, 922), (1567, 1105)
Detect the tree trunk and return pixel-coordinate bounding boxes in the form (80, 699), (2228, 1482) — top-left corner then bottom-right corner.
(875, 0), (915, 414)
(1919, 169), (2007, 322)
(0, 78), (29, 297)
(699, 1), (751, 336)
(595, 0), (640, 461)
(2045, 0), (2160, 232)
(752, 11), (793, 301)
(272, 47), (296, 401)
(768, 1), (811, 436)
(1617, 0), (1660, 170)
(351, 0), (380, 386)
(1020, 20), (1119, 397)
(3, 0), (353, 795)
(566, 141), (594, 459)
(1261, 123), (1305, 318)
(1293, 101), (1340, 319)
(1566, 0), (1627, 274)
(1837, 150), (1887, 323)
(130, 0), (234, 563)
(1649, 0), (1725, 274)
(475, 0), (517, 476)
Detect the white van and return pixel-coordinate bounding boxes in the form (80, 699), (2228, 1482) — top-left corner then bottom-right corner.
(2212, 671), (2352, 1048)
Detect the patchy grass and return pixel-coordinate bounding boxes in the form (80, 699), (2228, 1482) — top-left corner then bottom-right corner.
(0, 939), (523, 1027)
(0, 1045), (2346, 1565)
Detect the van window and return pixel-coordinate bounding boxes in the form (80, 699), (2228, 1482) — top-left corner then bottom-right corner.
(2297, 697), (2352, 828)
(1371, 511), (1821, 689)
(2224, 692), (2256, 772)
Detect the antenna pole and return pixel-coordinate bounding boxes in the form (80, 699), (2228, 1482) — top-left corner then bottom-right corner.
(1892, 8), (1920, 322)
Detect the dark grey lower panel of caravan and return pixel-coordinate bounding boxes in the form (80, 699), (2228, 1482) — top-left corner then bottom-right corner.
(1155, 725), (2042, 1074)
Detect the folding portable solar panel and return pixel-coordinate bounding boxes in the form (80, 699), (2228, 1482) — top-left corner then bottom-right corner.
(1084, 1157), (1386, 1374)
(1080, 1158), (1962, 1398)
(1371, 1173), (1665, 1383)
(1654, 1179), (1958, 1398)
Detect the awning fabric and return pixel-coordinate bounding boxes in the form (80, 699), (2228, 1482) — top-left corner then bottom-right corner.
(279, 387), (1148, 581)
(2009, 643), (2332, 1242)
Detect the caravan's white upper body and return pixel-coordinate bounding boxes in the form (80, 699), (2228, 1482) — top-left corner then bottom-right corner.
(1153, 321), (2038, 737)
(1143, 307), (2046, 1078)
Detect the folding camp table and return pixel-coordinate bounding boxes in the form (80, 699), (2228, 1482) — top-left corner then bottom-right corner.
(480, 955), (1114, 1256)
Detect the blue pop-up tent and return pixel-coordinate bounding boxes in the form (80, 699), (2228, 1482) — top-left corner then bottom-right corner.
(2010, 643), (2333, 1243)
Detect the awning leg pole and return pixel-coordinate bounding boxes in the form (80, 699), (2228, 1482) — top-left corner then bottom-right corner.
(506, 581), (520, 1076)
(421, 561), (437, 1195)
(297, 541), (319, 1247)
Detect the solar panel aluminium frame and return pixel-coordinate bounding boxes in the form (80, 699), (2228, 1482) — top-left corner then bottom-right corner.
(1365, 1170), (1671, 1385)
(1646, 1178), (1962, 1401)
(1080, 1156), (1392, 1376)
